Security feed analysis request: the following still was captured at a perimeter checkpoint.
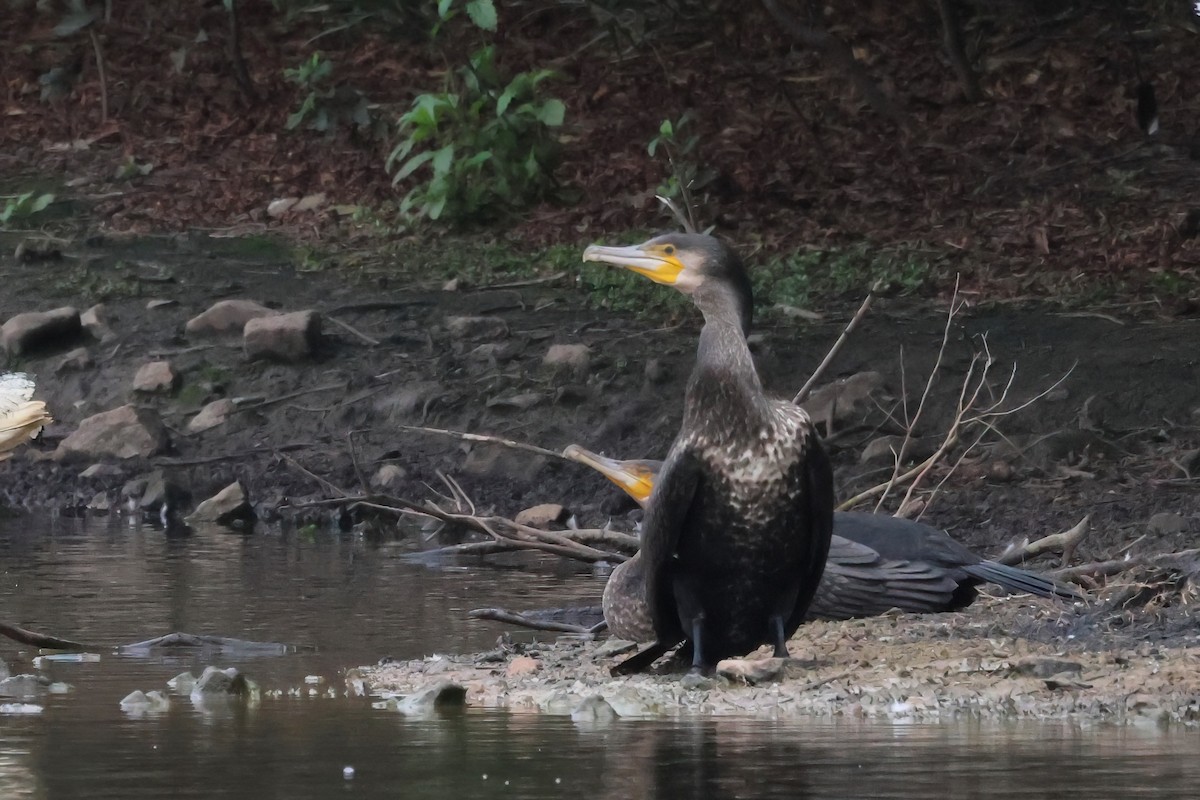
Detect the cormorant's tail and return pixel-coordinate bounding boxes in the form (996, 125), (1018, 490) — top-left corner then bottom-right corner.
(964, 560), (1084, 602)
(610, 639), (682, 676)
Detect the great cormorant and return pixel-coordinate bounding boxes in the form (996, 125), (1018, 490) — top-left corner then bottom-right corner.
(583, 233), (834, 672)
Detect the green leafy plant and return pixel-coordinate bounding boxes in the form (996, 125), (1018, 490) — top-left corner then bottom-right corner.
(648, 113), (714, 232)
(0, 192), (56, 228)
(284, 53), (376, 135)
(386, 45), (565, 224)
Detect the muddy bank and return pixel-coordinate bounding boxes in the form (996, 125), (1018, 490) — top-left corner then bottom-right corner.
(359, 596), (1200, 725)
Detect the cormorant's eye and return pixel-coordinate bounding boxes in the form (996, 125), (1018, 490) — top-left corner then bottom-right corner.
(664, 245), (676, 255)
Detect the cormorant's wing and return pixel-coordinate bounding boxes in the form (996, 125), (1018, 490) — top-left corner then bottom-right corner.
(637, 447), (702, 643)
(784, 427), (836, 633)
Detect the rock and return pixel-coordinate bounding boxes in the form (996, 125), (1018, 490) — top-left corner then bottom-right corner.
(1, 307), (82, 355)
(80, 463), (124, 480)
(120, 690), (170, 714)
(243, 310), (321, 362)
(267, 197), (298, 217)
(570, 695), (617, 723)
(1148, 512), (1187, 536)
(445, 315), (508, 341)
(186, 481), (255, 528)
(716, 657), (787, 685)
(0, 675), (46, 698)
(679, 672), (713, 691)
(87, 491), (111, 512)
(167, 672), (197, 693)
(542, 344), (591, 381)
(393, 682), (467, 715)
(467, 342), (520, 365)
(185, 299), (275, 337)
(802, 371), (889, 434)
(146, 299), (178, 310)
(505, 656), (540, 678)
(55, 347), (93, 373)
(132, 360), (180, 394)
(81, 304), (115, 342)
(294, 192), (326, 212)
(374, 382), (445, 421)
(57, 405), (169, 460)
(190, 666), (253, 700)
(186, 398), (236, 434)
(138, 471), (191, 516)
(514, 503), (570, 530)
(371, 464), (407, 491)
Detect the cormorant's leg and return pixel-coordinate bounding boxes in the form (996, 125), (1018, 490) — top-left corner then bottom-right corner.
(673, 574), (708, 673)
(768, 614), (789, 658)
(689, 615), (705, 673)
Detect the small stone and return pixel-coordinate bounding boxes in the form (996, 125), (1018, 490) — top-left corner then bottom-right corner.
(120, 690), (170, 713)
(570, 695), (617, 723)
(57, 405), (169, 460)
(988, 460), (1015, 482)
(80, 304), (114, 342)
(505, 656), (541, 678)
(644, 359), (668, 384)
(167, 672), (197, 693)
(132, 360), (179, 394)
(80, 463), (124, 480)
(87, 491), (111, 512)
(514, 503), (569, 530)
(185, 299), (276, 337)
(55, 347), (93, 373)
(802, 371), (889, 434)
(187, 399), (236, 434)
(1010, 657), (1083, 679)
(186, 481), (256, 529)
(442, 277), (463, 292)
(445, 315), (508, 341)
(267, 197), (298, 217)
(243, 310), (321, 362)
(294, 193), (326, 212)
(371, 464), (408, 491)
(716, 657), (787, 685)
(1, 307), (82, 355)
(467, 342), (520, 364)
(1147, 512), (1187, 536)
(542, 344), (591, 381)
(138, 471), (191, 515)
(0, 675), (46, 698)
(146, 299), (178, 310)
(679, 672), (712, 691)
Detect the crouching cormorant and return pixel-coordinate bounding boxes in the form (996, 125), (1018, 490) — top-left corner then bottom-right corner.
(583, 233), (834, 673)
(562, 445), (1082, 647)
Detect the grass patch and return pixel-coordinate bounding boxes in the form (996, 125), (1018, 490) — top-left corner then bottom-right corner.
(752, 243), (941, 310)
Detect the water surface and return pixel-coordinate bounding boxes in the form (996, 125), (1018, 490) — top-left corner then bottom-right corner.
(0, 516), (1195, 799)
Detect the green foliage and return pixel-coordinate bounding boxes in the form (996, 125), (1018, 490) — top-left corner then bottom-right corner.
(0, 192), (56, 227)
(386, 46), (565, 224)
(754, 245), (937, 309)
(647, 113), (714, 231)
(284, 53), (377, 135)
(270, 0), (494, 39)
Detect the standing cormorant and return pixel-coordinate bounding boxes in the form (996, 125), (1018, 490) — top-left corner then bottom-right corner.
(583, 233), (834, 672)
(561, 444), (1082, 645)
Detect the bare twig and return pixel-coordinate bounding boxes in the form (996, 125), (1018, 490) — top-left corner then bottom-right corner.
(476, 272), (568, 291)
(396, 424), (568, 462)
(1052, 548), (1200, 585)
(327, 316), (380, 346)
(88, 29), (108, 123)
(656, 195), (697, 233)
(794, 285), (878, 405)
(998, 516), (1090, 567)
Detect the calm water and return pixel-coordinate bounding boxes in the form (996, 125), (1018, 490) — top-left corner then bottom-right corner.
(0, 516), (1196, 799)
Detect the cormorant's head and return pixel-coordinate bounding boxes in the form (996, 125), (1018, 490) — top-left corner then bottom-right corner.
(582, 233), (753, 331)
(562, 444), (660, 507)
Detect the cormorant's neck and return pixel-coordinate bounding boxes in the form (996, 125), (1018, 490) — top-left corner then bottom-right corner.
(683, 282), (767, 436)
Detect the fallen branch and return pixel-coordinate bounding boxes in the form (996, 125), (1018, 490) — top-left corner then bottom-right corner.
(0, 621), (87, 650)
(1051, 548), (1200, 585)
(467, 607), (606, 635)
(997, 516), (1089, 567)
(327, 315), (380, 346)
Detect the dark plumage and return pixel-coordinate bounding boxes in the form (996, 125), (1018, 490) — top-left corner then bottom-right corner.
(583, 233), (835, 672)
(560, 446), (1081, 646)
